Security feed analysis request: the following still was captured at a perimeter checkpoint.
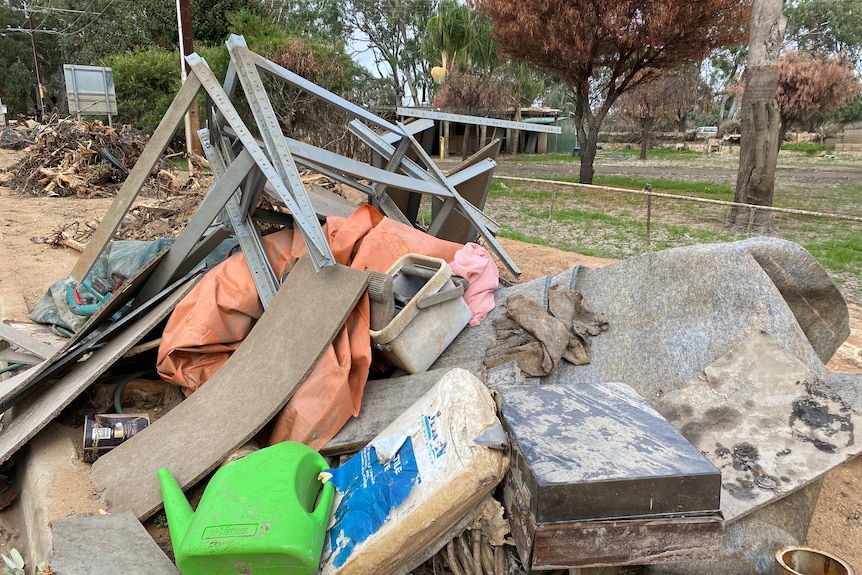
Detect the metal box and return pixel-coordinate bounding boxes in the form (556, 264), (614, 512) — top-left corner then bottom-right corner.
(499, 381), (721, 523)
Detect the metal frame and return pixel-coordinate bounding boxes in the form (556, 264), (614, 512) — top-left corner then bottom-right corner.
(72, 33), (520, 313)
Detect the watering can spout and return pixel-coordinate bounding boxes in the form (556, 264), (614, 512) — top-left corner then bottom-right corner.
(158, 467), (194, 551)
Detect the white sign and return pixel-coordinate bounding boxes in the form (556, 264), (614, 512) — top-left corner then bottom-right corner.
(64, 65), (118, 122)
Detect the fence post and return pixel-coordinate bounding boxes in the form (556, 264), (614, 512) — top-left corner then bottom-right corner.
(547, 185), (557, 242)
(645, 183), (653, 246)
(748, 205), (757, 235)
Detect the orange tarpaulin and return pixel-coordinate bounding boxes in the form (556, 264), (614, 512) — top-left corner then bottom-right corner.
(157, 205), (462, 449)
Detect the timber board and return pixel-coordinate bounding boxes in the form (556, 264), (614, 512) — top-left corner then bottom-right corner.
(91, 257), (369, 520)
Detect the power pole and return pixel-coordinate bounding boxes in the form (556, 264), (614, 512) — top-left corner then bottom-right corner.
(176, 0), (202, 165)
(23, 0), (46, 120)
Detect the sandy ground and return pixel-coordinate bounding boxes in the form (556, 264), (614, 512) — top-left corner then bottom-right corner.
(0, 147), (860, 570)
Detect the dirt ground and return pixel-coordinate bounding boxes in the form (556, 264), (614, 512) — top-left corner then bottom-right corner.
(0, 147), (861, 571)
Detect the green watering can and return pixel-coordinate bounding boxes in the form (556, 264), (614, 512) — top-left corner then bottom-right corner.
(158, 441), (335, 575)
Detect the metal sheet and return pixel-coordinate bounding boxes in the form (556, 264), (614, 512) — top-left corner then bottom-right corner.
(397, 106), (562, 134)
(498, 381), (721, 523)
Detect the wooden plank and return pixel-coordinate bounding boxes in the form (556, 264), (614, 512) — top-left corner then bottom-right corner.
(321, 361), (483, 457)
(503, 473), (723, 571)
(0, 322), (56, 359)
(71, 74), (202, 282)
(0, 275), (201, 465)
(91, 257), (369, 520)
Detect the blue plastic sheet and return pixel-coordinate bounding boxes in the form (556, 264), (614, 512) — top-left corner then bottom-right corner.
(323, 438), (420, 568)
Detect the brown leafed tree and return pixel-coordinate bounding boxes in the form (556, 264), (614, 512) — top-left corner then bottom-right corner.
(615, 71), (699, 159)
(470, 0), (750, 183)
(777, 51), (861, 144)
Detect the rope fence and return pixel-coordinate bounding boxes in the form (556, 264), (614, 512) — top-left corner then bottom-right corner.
(484, 175), (862, 304)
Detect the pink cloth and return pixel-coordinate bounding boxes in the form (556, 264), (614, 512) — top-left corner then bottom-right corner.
(449, 242), (499, 326)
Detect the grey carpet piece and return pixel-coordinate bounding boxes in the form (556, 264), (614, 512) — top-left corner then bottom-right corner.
(50, 512), (179, 574)
(436, 238), (845, 400)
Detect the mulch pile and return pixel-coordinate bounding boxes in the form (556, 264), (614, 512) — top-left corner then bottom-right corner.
(0, 119), (177, 198)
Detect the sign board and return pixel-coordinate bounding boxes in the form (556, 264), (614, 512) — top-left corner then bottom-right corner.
(63, 65), (118, 124)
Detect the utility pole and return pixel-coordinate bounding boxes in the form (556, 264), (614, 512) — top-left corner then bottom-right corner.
(23, 1), (46, 120)
(176, 0), (202, 165)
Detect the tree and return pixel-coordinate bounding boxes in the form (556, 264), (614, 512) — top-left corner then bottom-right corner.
(728, 0), (786, 231)
(264, 0), (346, 40)
(705, 48), (748, 123)
(342, 0), (438, 105)
(777, 51), (861, 143)
(614, 72), (682, 160)
(424, 0), (496, 85)
(666, 64), (712, 133)
(786, 0), (862, 64)
(472, 0), (750, 184)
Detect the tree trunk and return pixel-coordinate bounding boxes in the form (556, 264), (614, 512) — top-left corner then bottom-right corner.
(461, 123), (470, 159)
(639, 117), (652, 160)
(728, 0), (786, 232)
(443, 121), (450, 159)
(574, 87), (608, 184)
(677, 112), (687, 134)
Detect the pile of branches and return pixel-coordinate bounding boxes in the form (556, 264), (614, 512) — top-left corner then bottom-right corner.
(0, 119), (177, 198)
(0, 120), (40, 150)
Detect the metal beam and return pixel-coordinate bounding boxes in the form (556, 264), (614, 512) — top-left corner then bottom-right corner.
(226, 36), (334, 270)
(395, 121), (520, 276)
(397, 107), (562, 134)
(199, 129), (279, 307)
(247, 43), (402, 135)
(348, 120), (500, 235)
(186, 53), (335, 271)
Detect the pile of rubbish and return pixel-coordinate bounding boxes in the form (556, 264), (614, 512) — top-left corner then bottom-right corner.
(0, 118), (176, 197)
(0, 34), (860, 575)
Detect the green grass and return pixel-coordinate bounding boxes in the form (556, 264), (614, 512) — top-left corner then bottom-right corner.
(486, 170), (862, 302)
(780, 142), (835, 154)
(169, 157), (190, 171)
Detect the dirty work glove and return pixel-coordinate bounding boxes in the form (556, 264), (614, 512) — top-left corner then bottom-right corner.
(548, 287), (608, 365)
(484, 294), (570, 376)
